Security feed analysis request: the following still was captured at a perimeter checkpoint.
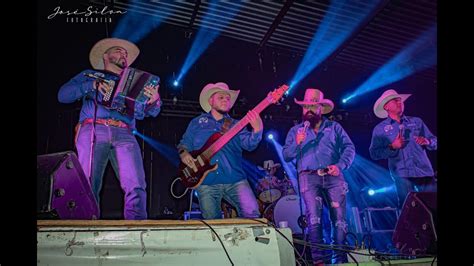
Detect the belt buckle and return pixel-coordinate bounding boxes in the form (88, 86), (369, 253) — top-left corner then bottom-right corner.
(317, 168), (329, 176)
(104, 119), (111, 126)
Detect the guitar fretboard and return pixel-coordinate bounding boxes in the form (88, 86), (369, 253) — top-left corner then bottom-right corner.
(202, 95), (272, 159)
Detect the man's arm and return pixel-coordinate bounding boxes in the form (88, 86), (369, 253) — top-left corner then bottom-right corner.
(335, 124), (356, 171)
(282, 128), (299, 162)
(177, 119), (197, 154)
(58, 70), (96, 103)
(420, 119), (437, 151)
(177, 119), (198, 170)
(369, 126), (399, 160)
(239, 128), (263, 151)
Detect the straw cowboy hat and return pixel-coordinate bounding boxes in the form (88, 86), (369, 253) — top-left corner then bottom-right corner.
(89, 38), (140, 70)
(199, 82), (240, 113)
(373, 89), (411, 118)
(257, 160), (281, 171)
(294, 88), (334, 114)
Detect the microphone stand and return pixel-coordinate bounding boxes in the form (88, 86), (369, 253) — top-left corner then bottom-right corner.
(88, 80), (99, 188)
(296, 121), (310, 234)
(295, 160), (306, 234)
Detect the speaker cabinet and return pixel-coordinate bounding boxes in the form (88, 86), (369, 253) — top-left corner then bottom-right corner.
(392, 192), (437, 255)
(37, 151), (99, 219)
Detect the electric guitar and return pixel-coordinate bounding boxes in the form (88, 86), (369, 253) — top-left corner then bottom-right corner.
(178, 84), (289, 188)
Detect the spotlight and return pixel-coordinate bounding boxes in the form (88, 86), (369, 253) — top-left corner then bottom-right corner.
(368, 189), (375, 196)
(342, 98), (348, 104)
(132, 129), (138, 135)
(173, 80), (179, 87)
(267, 133), (274, 140)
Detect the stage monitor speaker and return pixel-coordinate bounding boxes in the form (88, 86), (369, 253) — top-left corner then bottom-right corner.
(37, 151), (99, 219)
(392, 192), (437, 255)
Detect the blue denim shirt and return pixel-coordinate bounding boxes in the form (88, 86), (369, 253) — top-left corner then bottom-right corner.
(58, 69), (162, 128)
(369, 115), (437, 178)
(178, 112), (263, 185)
(282, 117), (356, 173)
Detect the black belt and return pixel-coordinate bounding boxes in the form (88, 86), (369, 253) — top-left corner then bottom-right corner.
(299, 168), (329, 176)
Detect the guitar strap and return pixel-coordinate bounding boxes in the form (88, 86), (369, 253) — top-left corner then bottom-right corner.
(220, 118), (233, 134)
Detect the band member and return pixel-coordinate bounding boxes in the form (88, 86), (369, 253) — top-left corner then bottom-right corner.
(177, 82), (262, 219)
(58, 38), (161, 219)
(256, 160), (282, 199)
(282, 88), (355, 265)
(369, 89), (437, 209)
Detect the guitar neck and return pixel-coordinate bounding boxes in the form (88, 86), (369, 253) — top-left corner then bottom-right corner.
(203, 96), (272, 159)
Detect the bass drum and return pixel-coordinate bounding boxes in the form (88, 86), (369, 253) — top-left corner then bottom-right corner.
(263, 195), (306, 234)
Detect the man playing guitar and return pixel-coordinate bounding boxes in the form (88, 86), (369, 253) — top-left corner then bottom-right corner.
(177, 82), (263, 219)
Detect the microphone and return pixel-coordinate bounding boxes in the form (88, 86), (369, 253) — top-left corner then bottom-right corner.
(84, 73), (113, 85)
(298, 121), (310, 134)
(398, 124), (405, 138)
(303, 120), (310, 130)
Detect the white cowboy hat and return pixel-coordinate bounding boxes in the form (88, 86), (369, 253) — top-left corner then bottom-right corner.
(294, 88), (334, 114)
(257, 160), (281, 171)
(199, 82), (240, 113)
(89, 38), (140, 70)
(373, 89), (411, 118)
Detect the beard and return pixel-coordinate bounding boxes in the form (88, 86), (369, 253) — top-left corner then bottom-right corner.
(216, 109), (228, 115)
(302, 110), (321, 128)
(111, 57), (127, 69)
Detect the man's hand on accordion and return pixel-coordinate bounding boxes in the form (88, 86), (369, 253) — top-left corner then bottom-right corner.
(94, 80), (112, 97)
(144, 84), (160, 105)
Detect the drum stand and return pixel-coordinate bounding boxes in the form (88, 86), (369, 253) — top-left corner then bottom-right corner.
(268, 176), (278, 202)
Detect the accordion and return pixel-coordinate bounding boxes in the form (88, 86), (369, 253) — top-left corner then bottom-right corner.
(84, 67), (160, 119)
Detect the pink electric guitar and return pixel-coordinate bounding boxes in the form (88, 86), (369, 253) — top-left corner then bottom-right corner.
(178, 84), (289, 188)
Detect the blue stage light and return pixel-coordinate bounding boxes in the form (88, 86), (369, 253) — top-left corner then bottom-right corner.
(342, 25), (436, 103)
(177, 1), (243, 87)
(112, 0), (172, 43)
(368, 189), (375, 196)
(287, 0), (378, 95)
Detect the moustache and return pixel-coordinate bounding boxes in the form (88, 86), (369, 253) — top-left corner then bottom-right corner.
(304, 111), (316, 117)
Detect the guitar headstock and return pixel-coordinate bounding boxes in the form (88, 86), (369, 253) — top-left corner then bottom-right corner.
(268, 84), (289, 104)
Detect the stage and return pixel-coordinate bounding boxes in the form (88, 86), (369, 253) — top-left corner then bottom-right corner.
(37, 218), (436, 266)
(37, 218), (295, 265)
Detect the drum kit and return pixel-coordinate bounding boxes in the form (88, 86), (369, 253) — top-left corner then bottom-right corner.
(257, 160), (306, 234)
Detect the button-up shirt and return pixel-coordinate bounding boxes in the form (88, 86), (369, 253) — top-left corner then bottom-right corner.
(282, 117), (356, 174)
(58, 69), (162, 128)
(178, 112), (262, 185)
(369, 115), (437, 178)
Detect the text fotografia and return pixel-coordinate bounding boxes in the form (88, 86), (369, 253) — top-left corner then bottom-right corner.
(48, 6), (126, 23)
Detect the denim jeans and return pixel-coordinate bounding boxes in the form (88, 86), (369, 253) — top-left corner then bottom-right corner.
(392, 175), (437, 210)
(76, 123), (147, 220)
(299, 171), (349, 264)
(196, 179), (260, 219)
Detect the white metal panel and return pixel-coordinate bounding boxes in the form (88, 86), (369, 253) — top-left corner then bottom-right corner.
(37, 221), (295, 265)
